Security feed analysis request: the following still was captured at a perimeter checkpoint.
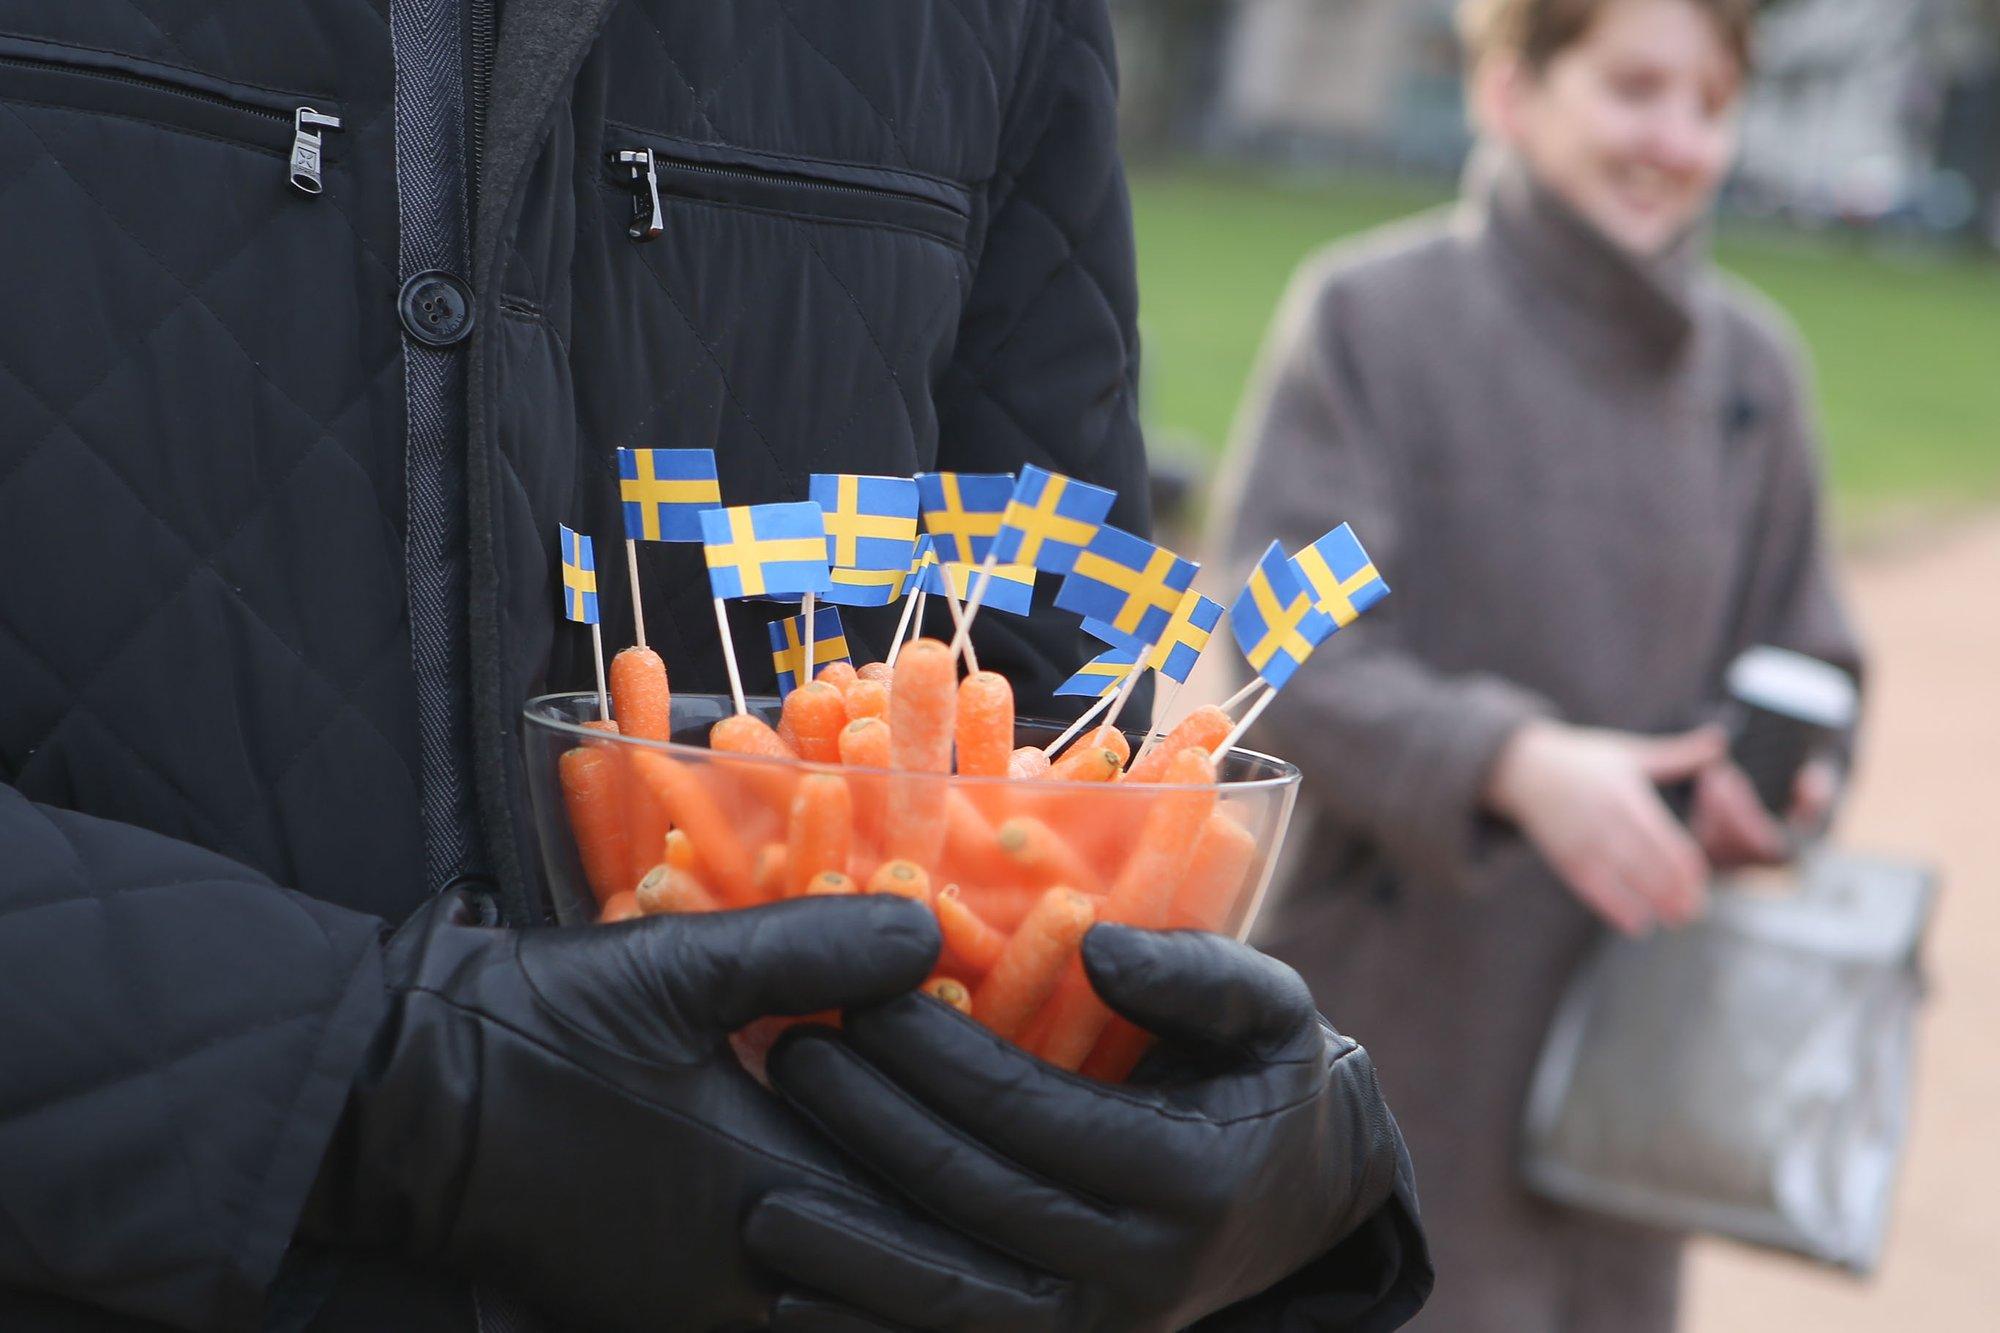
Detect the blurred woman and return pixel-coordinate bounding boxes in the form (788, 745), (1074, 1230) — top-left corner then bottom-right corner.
(1215, 1), (1863, 1328)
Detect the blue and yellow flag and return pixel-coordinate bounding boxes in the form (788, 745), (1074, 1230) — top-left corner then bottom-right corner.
(921, 559), (1035, 617)
(1230, 541), (1337, 690)
(989, 464), (1116, 574)
(915, 472), (1014, 565)
(1292, 523), (1389, 628)
(698, 502), (832, 600)
(768, 606), (852, 697)
(559, 525), (599, 624)
(1146, 590), (1224, 684)
(618, 448), (722, 542)
(825, 563), (912, 608)
(1054, 526), (1197, 651)
(810, 473), (919, 571)
(1055, 642), (1143, 698)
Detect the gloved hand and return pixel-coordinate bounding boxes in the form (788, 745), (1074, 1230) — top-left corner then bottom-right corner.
(300, 887), (991, 1330)
(750, 926), (1432, 1332)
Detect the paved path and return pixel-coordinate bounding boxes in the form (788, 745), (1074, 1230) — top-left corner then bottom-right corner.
(1684, 517), (2000, 1330)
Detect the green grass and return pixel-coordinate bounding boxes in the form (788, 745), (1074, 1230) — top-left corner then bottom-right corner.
(1130, 164), (2000, 525)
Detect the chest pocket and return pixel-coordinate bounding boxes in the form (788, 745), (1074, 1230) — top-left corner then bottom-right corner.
(575, 123), (976, 500)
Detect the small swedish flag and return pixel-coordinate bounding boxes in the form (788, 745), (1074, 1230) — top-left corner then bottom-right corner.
(990, 464), (1116, 575)
(698, 502), (832, 600)
(825, 564), (912, 608)
(559, 525), (599, 624)
(1230, 541), (1337, 690)
(1054, 526), (1198, 651)
(810, 473), (919, 571)
(1055, 642), (1143, 698)
(915, 472), (1014, 565)
(922, 559), (1035, 617)
(1292, 523), (1390, 628)
(1145, 590), (1224, 685)
(768, 606), (852, 697)
(618, 448), (722, 542)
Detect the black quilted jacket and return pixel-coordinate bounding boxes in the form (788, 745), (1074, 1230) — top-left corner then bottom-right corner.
(0, 3), (1403, 1330)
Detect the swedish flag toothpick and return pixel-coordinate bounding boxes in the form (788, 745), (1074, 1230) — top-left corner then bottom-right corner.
(699, 502), (831, 714)
(769, 606), (852, 697)
(559, 524), (609, 719)
(1219, 540), (1343, 760)
(617, 447), (722, 649)
(1292, 523), (1390, 627)
(915, 472), (1013, 565)
(1055, 526), (1198, 651)
(1127, 590), (1226, 763)
(950, 464), (1117, 663)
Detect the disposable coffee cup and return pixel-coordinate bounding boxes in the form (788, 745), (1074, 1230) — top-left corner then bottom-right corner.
(1724, 646), (1858, 818)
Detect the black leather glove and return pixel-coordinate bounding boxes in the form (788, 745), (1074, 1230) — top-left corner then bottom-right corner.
(301, 888), (993, 1330)
(749, 926), (1433, 1332)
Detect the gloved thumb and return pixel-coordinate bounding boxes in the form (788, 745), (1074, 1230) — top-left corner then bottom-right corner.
(663, 896), (940, 1031)
(1632, 724), (1728, 781)
(1081, 924), (1315, 1056)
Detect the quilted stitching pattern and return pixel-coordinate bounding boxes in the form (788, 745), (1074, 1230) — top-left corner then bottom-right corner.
(0, 2), (422, 916)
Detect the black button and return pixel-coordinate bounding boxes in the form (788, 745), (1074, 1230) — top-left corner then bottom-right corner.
(442, 874), (503, 926)
(398, 270), (475, 347)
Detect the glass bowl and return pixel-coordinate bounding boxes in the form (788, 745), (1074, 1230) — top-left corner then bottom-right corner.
(522, 691), (1300, 1078)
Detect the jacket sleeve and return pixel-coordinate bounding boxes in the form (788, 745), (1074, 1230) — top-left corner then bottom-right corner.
(931, 0), (1152, 719)
(1212, 260), (1554, 895)
(0, 785), (387, 1331)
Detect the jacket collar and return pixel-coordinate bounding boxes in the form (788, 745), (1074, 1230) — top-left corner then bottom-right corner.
(1465, 148), (1705, 367)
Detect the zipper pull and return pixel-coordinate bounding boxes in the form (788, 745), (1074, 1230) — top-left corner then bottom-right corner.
(289, 108), (342, 195)
(614, 148), (664, 242)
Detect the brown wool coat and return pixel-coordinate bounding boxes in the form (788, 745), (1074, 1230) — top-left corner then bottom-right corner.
(1213, 158), (1864, 1332)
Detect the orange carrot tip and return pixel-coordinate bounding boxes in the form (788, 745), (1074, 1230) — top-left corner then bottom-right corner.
(971, 888), (1096, 1041)
(955, 671), (1015, 778)
(867, 858), (933, 904)
(1008, 746), (1052, 780)
(712, 712), (796, 759)
(921, 976), (974, 1015)
(1047, 746), (1122, 784)
(856, 661), (895, 683)
(814, 661), (859, 691)
(663, 827), (696, 873)
(782, 681), (849, 764)
(1127, 706), (1231, 782)
(636, 864), (720, 915)
(609, 645), (672, 742)
(935, 883), (1008, 975)
(805, 870), (858, 896)
(1079, 723), (1131, 767)
(598, 891), (643, 923)
(754, 842), (791, 900)
(842, 677), (891, 721)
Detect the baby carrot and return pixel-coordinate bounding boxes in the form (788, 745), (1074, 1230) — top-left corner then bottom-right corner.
(1103, 747), (1218, 927)
(1168, 811), (1260, 933)
(1008, 746), (1052, 780)
(664, 827), (696, 874)
(842, 677), (890, 721)
(609, 645), (672, 742)
(954, 671), (1014, 777)
(754, 842), (790, 901)
(1126, 706), (1231, 783)
(1078, 723), (1131, 769)
(956, 882), (1049, 933)
(787, 773), (854, 896)
(782, 681), (848, 764)
(814, 661), (859, 692)
(856, 661), (894, 684)
(941, 792), (1012, 883)
(1046, 746), (1122, 784)
(995, 815), (1105, 895)
(972, 888), (1096, 1041)
(620, 750), (672, 894)
(922, 975), (973, 1015)
(867, 858), (932, 905)
(711, 711), (800, 810)
(625, 748), (758, 907)
(561, 731), (630, 907)
(599, 891), (643, 924)
(805, 870), (857, 895)
(636, 863), (720, 915)
(838, 716), (892, 844)
(887, 639), (955, 864)
(935, 884), (1008, 975)
(1031, 961), (1103, 1071)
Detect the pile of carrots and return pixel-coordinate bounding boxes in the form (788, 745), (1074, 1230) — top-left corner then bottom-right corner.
(558, 638), (1261, 1082)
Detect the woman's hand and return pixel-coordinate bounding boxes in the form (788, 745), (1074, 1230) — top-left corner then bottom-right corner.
(1485, 720), (1724, 935)
(1691, 755), (1841, 869)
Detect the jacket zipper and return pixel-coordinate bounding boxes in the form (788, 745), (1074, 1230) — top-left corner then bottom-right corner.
(468, 0), (495, 214)
(0, 50), (341, 195)
(610, 144), (970, 245)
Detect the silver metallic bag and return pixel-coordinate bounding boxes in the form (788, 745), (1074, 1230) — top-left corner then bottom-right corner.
(1520, 850), (1936, 1272)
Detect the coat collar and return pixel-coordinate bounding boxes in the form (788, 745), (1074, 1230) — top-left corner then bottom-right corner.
(1464, 149), (1705, 367)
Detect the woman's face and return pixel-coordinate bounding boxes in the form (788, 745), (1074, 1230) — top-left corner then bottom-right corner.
(1478, 0), (1744, 256)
